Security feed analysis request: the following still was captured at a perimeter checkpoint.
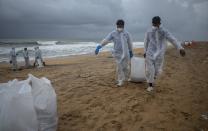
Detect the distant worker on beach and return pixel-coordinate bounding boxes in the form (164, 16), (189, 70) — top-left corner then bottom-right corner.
(23, 48), (30, 68)
(9, 47), (18, 71)
(144, 16), (186, 92)
(34, 46), (45, 67)
(95, 19), (133, 86)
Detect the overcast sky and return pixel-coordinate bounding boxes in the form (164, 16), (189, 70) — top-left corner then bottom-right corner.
(0, 0), (207, 41)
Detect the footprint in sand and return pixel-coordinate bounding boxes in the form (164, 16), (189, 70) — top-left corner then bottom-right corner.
(202, 57), (208, 64)
(97, 120), (122, 131)
(180, 111), (192, 120)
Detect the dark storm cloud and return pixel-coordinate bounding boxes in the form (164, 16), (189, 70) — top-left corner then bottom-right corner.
(0, 0), (207, 41)
(0, 0), (124, 25)
(122, 0), (208, 40)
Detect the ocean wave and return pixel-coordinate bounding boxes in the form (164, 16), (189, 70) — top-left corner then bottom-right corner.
(0, 41), (39, 47)
(37, 41), (58, 45)
(0, 40), (144, 62)
(0, 41), (64, 46)
(0, 40), (99, 47)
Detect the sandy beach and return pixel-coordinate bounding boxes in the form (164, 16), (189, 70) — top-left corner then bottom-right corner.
(0, 42), (208, 131)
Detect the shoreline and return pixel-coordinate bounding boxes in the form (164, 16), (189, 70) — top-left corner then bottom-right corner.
(2, 40), (205, 64)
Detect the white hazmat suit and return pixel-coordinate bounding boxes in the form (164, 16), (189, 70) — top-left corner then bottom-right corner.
(34, 47), (43, 66)
(144, 26), (184, 83)
(35, 48), (42, 61)
(9, 48), (18, 70)
(23, 50), (30, 67)
(102, 30), (133, 84)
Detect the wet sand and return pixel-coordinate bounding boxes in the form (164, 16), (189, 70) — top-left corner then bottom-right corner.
(0, 42), (208, 131)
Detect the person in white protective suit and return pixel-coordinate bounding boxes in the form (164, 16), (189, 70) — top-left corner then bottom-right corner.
(144, 16), (186, 92)
(34, 46), (45, 67)
(23, 48), (30, 68)
(9, 47), (18, 71)
(95, 19), (134, 86)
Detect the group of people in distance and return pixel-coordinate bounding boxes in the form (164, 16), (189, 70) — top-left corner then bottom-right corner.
(9, 46), (45, 71)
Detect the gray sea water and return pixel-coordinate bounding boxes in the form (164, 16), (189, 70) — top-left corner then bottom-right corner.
(0, 39), (144, 62)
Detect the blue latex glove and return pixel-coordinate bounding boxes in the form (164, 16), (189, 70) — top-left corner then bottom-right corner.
(95, 45), (102, 55)
(129, 51), (133, 58)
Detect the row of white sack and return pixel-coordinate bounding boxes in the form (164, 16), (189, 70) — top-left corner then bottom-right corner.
(0, 74), (57, 131)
